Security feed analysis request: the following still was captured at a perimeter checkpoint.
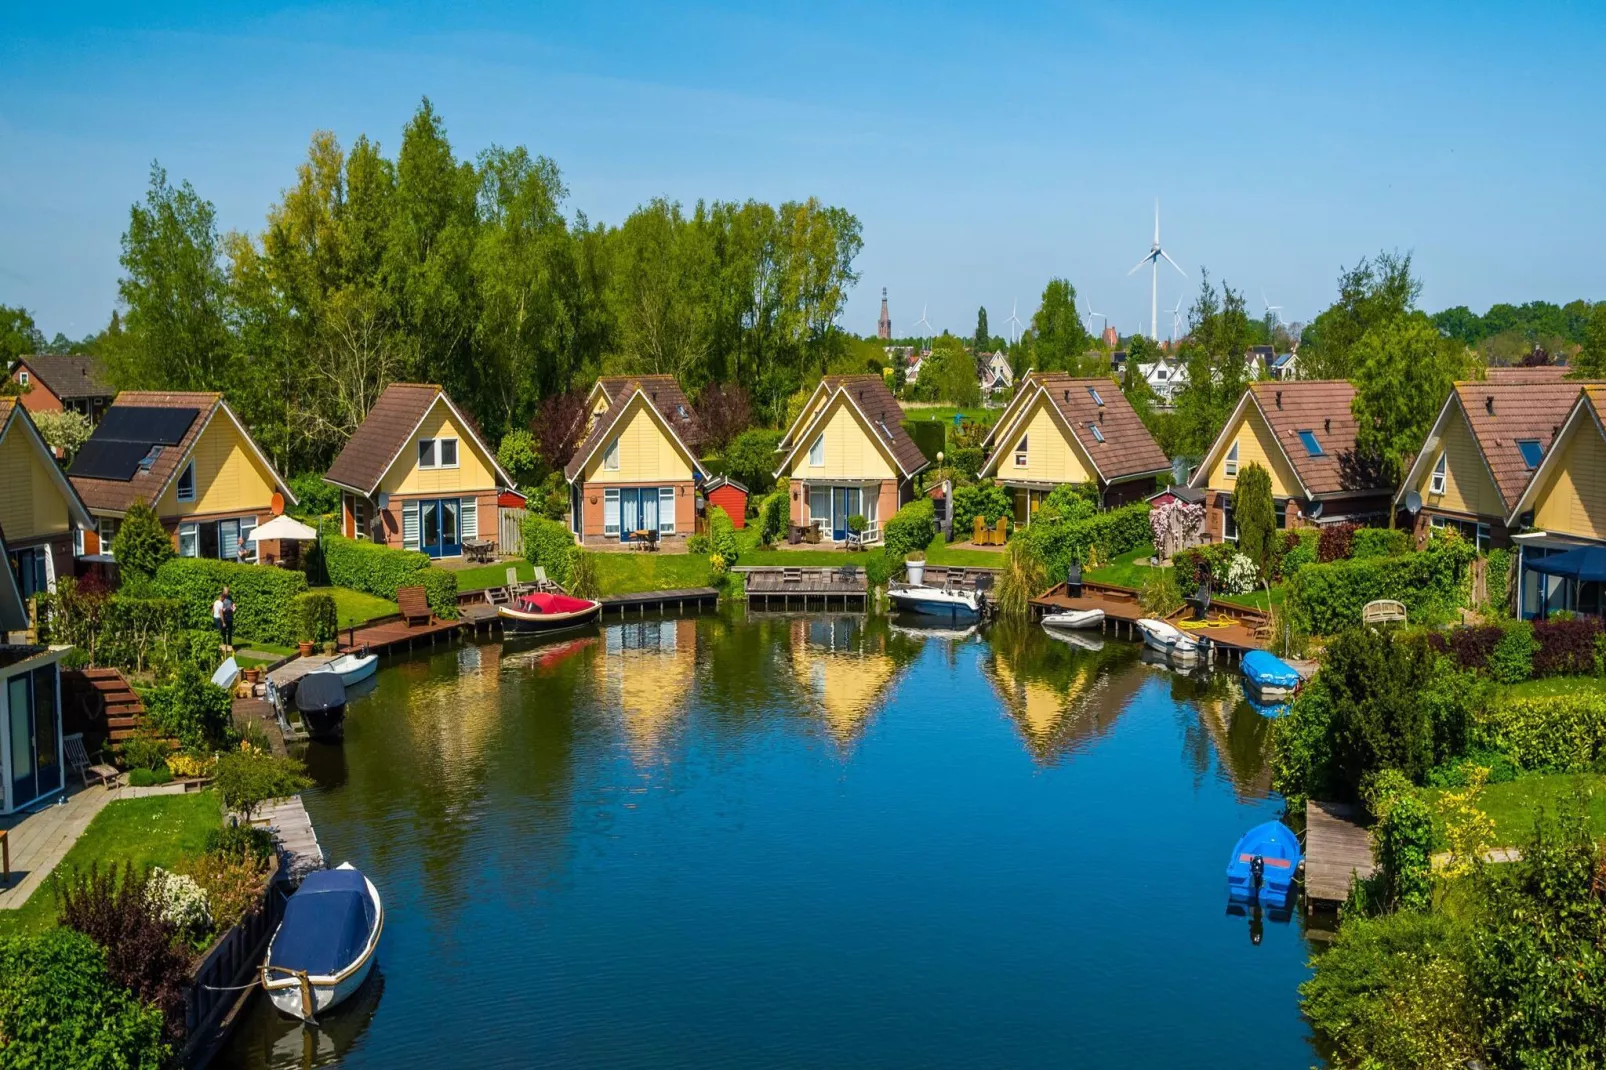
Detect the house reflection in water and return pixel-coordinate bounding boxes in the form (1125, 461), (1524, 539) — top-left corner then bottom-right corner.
(399, 641), (506, 781)
(596, 618), (698, 759)
(984, 639), (1134, 764)
(1168, 674), (1275, 801)
(788, 616), (907, 752)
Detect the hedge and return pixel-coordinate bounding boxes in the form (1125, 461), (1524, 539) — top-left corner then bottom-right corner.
(709, 506), (739, 566)
(1022, 501), (1151, 581)
(1351, 527), (1410, 559)
(1433, 616), (1601, 680)
(292, 592), (338, 644)
(522, 515), (576, 588)
(152, 557), (309, 644)
(883, 498), (937, 558)
(1284, 542), (1475, 635)
(1475, 693), (1606, 772)
(321, 535), (458, 618)
(758, 490), (789, 546)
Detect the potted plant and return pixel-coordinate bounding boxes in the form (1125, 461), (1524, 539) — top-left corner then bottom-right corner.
(906, 550), (926, 586)
(296, 638), (315, 657)
(846, 514), (867, 552)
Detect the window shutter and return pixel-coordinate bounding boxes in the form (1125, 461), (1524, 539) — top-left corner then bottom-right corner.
(658, 487), (675, 533)
(604, 489), (620, 535)
(403, 501), (420, 550)
(460, 498), (478, 539)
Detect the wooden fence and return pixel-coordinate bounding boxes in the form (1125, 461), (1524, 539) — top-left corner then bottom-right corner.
(498, 507), (525, 556)
(179, 858), (286, 1067)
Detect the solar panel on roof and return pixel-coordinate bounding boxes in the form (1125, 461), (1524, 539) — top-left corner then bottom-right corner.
(68, 440), (149, 481)
(95, 406), (198, 446)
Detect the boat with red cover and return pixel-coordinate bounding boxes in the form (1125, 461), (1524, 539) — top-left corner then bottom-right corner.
(497, 591), (603, 635)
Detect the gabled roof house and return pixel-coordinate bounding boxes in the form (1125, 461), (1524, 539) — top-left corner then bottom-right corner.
(1505, 385), (1606, 619)
(8, 354), (115, 424)
(0, 398), (93, 600)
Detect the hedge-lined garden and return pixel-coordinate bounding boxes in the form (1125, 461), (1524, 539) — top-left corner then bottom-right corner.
(153, 558), (309, 645)
(321, 534), (458, 618)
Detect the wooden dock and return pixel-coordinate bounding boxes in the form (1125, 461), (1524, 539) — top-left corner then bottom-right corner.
(599, 587), (719, 616)
(336, 603), (501, 656)
(1304, 801), (1376, 909)
(1029, 580), (1270, 659)
(745, 566), (869, 610)
(252, 796), (325, 880)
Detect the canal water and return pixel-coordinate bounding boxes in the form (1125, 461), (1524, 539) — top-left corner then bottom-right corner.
(220, 614), (1318, 1068)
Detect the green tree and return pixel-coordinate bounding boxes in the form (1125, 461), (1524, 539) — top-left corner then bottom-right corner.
(1233, 462), (1277, 577)
(109, 164), (234, 393)
(973, 306), (989, 375)
(1352, 312), (1469, 486)
(497, 429), (541, 489)
(1299, 251), (1421, 380)
(1173, 270), (1253, 456)
(1573, 302), (1606, 378)
(31, 409), (93, 462)
(926, 334), (981, 406)
(0, 928), (168, 1069)
(0, 305), (45, 363)
(111, 500), (174, 580)
(1028, 278), (1089, 373)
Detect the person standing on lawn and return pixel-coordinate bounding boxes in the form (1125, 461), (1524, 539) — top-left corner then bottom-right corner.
(212, 590), (226, 647)
(220, 586), (236, 650)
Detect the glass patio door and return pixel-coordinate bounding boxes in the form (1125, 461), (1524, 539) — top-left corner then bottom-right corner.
(419, 499), (463, 558)
(641, 489), (659, 534)
(620, 489), (642, 541)
(7, 668), (59, 807)
(832, 487), (860, 541)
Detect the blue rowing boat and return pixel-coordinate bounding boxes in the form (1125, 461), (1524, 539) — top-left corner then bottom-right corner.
(1241, 650), (1301, 699)
(1225, 821), (1301, 907)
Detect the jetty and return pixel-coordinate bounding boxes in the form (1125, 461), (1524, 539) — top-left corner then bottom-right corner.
(1304, 801), (1376, 909)
(600, 587), (719, 616)
(1030, 580), (1269, 660)
(744, 566), (869, 610)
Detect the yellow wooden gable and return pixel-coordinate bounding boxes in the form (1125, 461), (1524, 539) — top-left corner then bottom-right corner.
(985, 391), (1096, 483)
(580, 394), (697, 484)
(780, 393), (897, 481)
(1523, 393), (1606, 541)
(0, 403), (89, 541)
(157, 410), (283, 518)
(1199, 398), (1303, 498)
(379, 396), (502, 496)
(1402, 396), (1504, 520)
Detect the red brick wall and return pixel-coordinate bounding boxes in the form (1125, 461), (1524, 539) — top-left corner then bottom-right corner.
(12, 367), (63, 414)
(577, 482), (694, 541)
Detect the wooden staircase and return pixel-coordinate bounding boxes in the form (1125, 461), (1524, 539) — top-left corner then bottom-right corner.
(78, 668), (151, 746)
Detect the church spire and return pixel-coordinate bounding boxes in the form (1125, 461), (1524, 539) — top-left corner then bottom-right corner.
(877, 287), (892, 340)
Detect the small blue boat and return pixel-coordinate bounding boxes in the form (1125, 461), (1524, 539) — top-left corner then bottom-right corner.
(1241, 650), (1301, 699)
(1226, 821), (1302, 906)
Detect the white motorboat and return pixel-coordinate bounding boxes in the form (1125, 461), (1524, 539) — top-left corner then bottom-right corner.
(1136, 618), (1201, 661)
(887, 582), (982, 621)
(263, 863), (383, 1022)
(311, 652), (378, 689)
(1040, 608), (1105, 631)
(1042, 627), (1105, 652)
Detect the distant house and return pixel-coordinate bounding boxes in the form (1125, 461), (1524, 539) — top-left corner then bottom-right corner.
(1269, 352), (1299, 380)
(1394, 378), (1588, 552)
(773, 375), (928, 542)
(1246, 345), (1276, 379)
(980, 351), (1014, 394)
(7, 354), (115, 425)
(0, 528), (68, 814)
(70, 392), (297, 564)
(563, 376), (706, 546)
(327, 383), (513, 558)
(1505, 385), (1606, 618)
(1187, 381), (1393, 540)
(0, 398), (93, 600)
(1136, 359), (1187, 404)
(980, 373), (1171, 521)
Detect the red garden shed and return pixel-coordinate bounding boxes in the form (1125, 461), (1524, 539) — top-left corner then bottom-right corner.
(704, 477), (749, 528)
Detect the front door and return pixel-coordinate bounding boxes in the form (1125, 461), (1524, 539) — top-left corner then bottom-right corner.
(6, 667), (59, 808)
(419, 498), (464, 558)
(620, 489), (641, 541)
(833, 487), (860, 541)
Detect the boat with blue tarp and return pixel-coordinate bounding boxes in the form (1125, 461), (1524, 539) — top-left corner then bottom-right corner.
(1244, 692), (1290, 719)
(263, 863), (383, 1021)
(1241, 650), (1301, 700)
(1226, 821), (1302, 907)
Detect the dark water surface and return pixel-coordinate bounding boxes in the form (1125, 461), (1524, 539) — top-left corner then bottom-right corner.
(219, 614), (1317, 1068)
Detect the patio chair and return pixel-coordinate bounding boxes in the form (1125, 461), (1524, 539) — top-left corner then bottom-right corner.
(992, 517), (1009, 545)
(973, 515), (988, 545)
(64, 733), (119, 789)
(534, 566), (561, 593)
(396, 585), (432, 627)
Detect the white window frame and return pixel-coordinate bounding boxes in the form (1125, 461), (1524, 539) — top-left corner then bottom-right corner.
(438, 438), (459, 469)
(1223, 505), (1238, 541)
(178, 522), (199, 558)
(1430, 452), (1447, 495)
(603, 438), (621, 471)
(98, 517), (117, 553)
(418, 438), (438, 469)
(176, 460), (196, 503)
(460, 497), (478, 540)
(809, 435), (825, 468)
(1015, 435), (1029, 468)
(234, 516), (258, 564)
(658, 487), (676, 534)
(1224, 441), (1239, 478)
(402, 500), (420, 550)
(17, 370), (28, 386)
(603, 488), (621, 535)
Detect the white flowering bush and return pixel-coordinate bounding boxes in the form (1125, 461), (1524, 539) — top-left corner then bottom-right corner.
(147, 866), (212, 937)
(1224, 553), (1260, 595)
(1149, 499), (1205, 561)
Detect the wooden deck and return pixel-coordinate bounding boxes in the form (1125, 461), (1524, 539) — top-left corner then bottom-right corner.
(1029, 580), (1270, 658)
(745, 567), (869, 609)
(600, 587), (719, 615)
(1305, 801), (1376, 908)
(336, 603), (500, 655)
(251, 796), (324, 880)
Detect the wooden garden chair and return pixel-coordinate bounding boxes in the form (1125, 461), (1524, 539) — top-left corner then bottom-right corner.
(992, 517), (1009, 545)
(64, 733), (119, 789)
(973, 515), (988, 545)
(396, 585), (433, 627)
(534, 566), (562, 593)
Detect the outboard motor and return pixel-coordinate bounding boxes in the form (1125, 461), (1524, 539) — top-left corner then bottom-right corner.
(1066, 562), (1083, 598)
(1250, 854), (1265, 892)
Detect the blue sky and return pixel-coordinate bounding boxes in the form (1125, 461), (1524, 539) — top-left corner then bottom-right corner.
(3, 1), (1603, 342)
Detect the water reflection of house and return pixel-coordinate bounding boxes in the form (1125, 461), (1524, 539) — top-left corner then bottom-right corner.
(1169, 676), (1273, 801)
(984, 646), (1132, 763)
(402, 642), (506, 777)
(788, 617), (904, 750)
(595, 618), (698, 758)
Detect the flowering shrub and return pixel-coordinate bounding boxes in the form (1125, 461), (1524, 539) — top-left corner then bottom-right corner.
(1224, 553), (1259, 595)
(184, 850), (271, 931)
(164, 752), (215, 780)
(1149, 499), (1204, 561)
(146, 868), (211, 939)
(709, 554), (728, 577)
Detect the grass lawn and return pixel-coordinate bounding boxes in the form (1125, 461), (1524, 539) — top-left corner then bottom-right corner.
(591, 553), (717, 596)
(1087, 543), (1158, 589)
(314, 586), (398, 629)
(454, 560), (535, 592)
(1502, 676), (1606, 700)
(0, 791), (221, 936)
(1426, 773), (1606, 846)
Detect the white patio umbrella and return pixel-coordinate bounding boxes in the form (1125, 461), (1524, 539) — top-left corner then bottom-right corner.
(247, 514), (318, 543)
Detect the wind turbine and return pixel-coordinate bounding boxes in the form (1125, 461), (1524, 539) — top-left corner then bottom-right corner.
(1262, 290), (1282, 326)
(1005, 299), (1025, 345)
(913, 304), (934, 346)
(1169, 296), (1184, 344)
(1083, 297), (1106, 339)
(1127, 199), (1186, 341)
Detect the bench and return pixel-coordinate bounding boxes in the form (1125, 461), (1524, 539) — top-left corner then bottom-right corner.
(1362, 599), (1407, 625)
(396, 585), (433, 627)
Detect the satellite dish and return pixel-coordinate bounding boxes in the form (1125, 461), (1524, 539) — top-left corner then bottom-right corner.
(375, 492), (390, 510)
(1404, 490), (1423, 515)
(1306, 499), (1324, 519)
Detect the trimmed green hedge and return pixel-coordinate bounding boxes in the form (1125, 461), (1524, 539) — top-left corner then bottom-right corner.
(1022, 501), (1151, 580)
(951, 482), (1011, 542)
(884, 498), (937, 558)
(709, 506), (738, 566)
(152, 558), (309, 644)
(1284, 543), (1476, 635)
(321, 535), (458, 618)
(522, 515), (576, 588)
(1475, 693), (1606, 772)
(1351, 527), (1411, 559)
(292, 592), (338, 644)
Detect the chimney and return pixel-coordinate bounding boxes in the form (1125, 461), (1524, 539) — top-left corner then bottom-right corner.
(1486, 395), (1495, 415)
(1064, 389), (1071, 402)
(1275, 390), (1283, 409)
(1324, 417), (1331, 434)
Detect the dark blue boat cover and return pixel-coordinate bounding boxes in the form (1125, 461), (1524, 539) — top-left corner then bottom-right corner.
(294, 672), (347, 714)
(268, 868), (375, 977)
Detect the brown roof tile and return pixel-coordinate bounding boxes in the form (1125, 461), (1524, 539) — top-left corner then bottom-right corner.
(816, 375), (927, 477)
(325, 384), (444, 494)
(69, 392), (219, 514)
(565, 376), (705, 482)
(1034, 376), (1170, 482)
(1455, 381), (1594, 509)
(1485, 366), (1571, 383)
(14, 354), (113, 399)
(1247, 381), (1385, 497)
